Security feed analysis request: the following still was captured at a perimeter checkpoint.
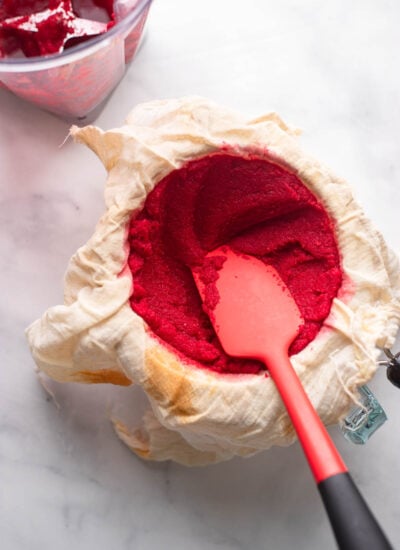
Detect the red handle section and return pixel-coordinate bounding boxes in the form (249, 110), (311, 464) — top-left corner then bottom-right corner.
(263, 349), (348, 484)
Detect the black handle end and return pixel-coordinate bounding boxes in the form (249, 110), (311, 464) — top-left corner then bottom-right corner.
(318, 472), (393, 550)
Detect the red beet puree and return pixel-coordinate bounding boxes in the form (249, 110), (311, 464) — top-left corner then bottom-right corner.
(128, 152), (342, 375)
(0, 0), (114, 58)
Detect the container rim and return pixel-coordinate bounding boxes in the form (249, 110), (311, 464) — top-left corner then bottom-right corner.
(0, 0), (152, 72)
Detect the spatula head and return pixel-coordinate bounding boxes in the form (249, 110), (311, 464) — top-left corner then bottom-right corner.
(193, 247), (303, 364)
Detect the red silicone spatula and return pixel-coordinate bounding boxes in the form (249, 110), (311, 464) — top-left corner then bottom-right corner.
(193, 246), (392, 550)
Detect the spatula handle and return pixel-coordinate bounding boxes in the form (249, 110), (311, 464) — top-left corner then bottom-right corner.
(265, 351), (392, 549)
(266, 350), (346, 483)
(318, 472), (392, 549)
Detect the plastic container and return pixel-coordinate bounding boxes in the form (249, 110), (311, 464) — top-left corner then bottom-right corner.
(340, 385), (387, 445)
(0, 0), (152, 122)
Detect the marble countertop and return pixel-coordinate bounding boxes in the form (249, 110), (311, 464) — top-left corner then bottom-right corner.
(1, 1), (400, 548)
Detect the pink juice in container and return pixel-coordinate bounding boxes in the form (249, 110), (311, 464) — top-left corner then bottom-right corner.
(0, 0), (152, 121)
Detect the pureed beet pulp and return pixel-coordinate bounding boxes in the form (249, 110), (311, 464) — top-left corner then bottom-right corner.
(0, 0), (114, 57)
(128, 152), (343, 375)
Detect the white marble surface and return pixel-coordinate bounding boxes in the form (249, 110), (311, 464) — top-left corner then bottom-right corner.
(1, 1), (400, 548)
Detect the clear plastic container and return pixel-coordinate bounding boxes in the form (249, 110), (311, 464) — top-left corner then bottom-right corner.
(340, 385), (387, 445)
(0, 0), (152, 122)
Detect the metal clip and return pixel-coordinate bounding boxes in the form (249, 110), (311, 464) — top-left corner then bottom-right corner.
(378, 348), (400, 389)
